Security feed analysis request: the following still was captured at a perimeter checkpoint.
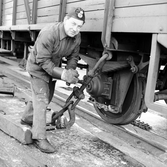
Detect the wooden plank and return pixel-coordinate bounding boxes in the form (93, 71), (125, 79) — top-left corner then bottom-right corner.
(17, 0), (33, 6)
(124, 123), (167, 151)
(37, 0), (60, 8)
(16, 19), (29, 25)
(66, 0), (104, 12)
(2, 8), (13, 16)
(112, 16), (167, 33)
(115, 0), (167, 8)
(37, 6), (60, 16)
(2, 0), (13, 26)
(2, 15), (12, 21)
(2, 0), (13, 9)
(111, 3), (167, 33)
(2, 14), (12, 21)
(0, 55), (18, 66)
(67, 0), (84, 2)
(81, 10), (104, 32)
(17, 2), (33, 12)
(114, 3), (167, 18)
(0, 23), (46, 31)
(67, 0), (103, 4)
(3, 0), (12, 3)
(37, 15), (59, 24)
(0, 114), (32, 144)
(15, 1), (32, 25)
(1, 19), (12, 26)
(16, 12), (27, 20)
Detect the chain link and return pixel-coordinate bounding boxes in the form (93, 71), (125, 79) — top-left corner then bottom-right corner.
(131, 120), (152, 131)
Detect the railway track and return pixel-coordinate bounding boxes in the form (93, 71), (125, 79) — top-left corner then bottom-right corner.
(0, 55), (167, 167)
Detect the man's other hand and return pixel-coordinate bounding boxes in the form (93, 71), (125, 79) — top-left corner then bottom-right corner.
(61, 69), (79, 84)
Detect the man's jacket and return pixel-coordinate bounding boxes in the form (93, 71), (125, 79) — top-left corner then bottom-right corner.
(26, 22), (81, 82)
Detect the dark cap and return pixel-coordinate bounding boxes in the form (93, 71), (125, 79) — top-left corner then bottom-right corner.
(67, 7), (85, 23)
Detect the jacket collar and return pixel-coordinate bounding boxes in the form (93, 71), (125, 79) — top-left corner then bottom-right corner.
(59, 22), (67, 40)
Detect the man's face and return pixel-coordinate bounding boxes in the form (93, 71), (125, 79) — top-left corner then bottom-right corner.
(64, 17), (84, 37)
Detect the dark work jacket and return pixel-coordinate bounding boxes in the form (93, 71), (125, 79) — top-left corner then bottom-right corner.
(26, 22), (81, 82)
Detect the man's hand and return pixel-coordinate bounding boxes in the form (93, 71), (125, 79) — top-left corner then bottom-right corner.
(61, 69), (79, 84)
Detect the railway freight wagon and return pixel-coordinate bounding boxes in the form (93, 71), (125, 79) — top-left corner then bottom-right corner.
(0, 0), (167, 125)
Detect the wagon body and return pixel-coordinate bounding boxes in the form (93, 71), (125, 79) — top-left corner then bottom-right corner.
(0, 0), (167, 33)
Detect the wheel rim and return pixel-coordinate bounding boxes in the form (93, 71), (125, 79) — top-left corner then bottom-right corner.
(94, 75), (142, 125)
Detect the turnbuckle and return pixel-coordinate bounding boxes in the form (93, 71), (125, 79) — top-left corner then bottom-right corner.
(50, 100), (74, 129)
(50, 53), (111, 130)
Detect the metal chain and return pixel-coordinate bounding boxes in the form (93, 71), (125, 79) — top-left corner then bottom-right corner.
(131, 120), (152, 131)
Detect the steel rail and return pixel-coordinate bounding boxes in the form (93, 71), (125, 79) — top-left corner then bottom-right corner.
(0, 56), (167, 166)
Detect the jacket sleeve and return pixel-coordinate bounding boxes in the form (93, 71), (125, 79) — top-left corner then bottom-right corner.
(35, 30), (56, 76)
(66, 38), (81, 70)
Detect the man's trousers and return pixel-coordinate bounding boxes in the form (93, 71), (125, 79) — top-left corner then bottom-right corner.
(22, 76), (56, 139)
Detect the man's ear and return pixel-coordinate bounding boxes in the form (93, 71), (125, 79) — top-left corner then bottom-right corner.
(63, 16), (69, 22)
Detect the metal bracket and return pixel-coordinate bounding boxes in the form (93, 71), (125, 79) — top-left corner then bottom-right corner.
(127, 56), (138, 73)
(28, 27), (36, 41)
(9, 29), (16, 40)
(127, 55), (149, 73)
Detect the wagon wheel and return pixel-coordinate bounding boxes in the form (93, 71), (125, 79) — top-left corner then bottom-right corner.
(94, 75), (143, 125)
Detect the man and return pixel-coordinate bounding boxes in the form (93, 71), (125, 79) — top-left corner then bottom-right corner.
(21, 7), (85, 153)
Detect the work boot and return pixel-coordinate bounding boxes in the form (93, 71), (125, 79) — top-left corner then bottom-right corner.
(33, 139), (56, 153)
